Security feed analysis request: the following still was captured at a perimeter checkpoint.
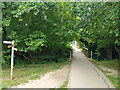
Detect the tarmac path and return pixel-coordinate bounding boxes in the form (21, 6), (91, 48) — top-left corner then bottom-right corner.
(68, 45), (114, 88)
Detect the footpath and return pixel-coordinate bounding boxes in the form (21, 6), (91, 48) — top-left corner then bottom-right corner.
(68, 46), (114, 88)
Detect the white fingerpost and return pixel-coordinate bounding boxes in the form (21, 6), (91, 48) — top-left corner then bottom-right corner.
(3, 41), (12, 44)
(3, 40), (17, 80)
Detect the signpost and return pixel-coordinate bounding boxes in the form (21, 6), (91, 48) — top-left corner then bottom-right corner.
(3, 40), (17, 80)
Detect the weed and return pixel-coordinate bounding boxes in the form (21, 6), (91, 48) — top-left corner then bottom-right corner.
(60, 80), (68, 88)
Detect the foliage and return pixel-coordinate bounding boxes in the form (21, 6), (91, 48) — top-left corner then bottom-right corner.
(2, 2), (119, 66)
(2, 2), (76, 65)
(76, 2), (120, 60)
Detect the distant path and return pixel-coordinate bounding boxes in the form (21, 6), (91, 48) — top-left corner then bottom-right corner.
(68, 46), (114, 88)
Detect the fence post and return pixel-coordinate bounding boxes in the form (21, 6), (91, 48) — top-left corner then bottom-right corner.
(70, 51), (71, 59)
(91, 51), (92, 59)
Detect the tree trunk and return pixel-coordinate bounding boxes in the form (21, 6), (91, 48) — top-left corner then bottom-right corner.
(114, 45), (120, 59)
(104, 45), (112, 60)
(28, 51), (32, 58)
(18, 52), (29, 60)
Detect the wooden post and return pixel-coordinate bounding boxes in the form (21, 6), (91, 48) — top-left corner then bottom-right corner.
(11, 40), (14, 80)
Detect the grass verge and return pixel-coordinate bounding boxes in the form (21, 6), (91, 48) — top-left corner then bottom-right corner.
(89, 58), (119, 88)
(2, 60), (71, 88)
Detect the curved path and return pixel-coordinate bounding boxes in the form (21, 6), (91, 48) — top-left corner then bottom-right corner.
(68, 46), (114, 88)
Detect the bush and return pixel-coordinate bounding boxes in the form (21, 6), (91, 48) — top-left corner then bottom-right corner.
(65, 44), (72, 58)
(58, 57), (67, 62)
(30, 55), (55, 64)
(2, 43), (73, 68)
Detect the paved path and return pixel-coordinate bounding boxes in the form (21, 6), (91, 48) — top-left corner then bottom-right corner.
(68, 46), (114, 88)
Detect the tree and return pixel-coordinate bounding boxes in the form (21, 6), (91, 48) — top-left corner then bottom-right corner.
(76, 2), (120, 59)
(2, 2), (78, 64)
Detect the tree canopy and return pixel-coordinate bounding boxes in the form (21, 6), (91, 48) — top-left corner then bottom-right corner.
(1, 2), (120, 66)
(75, 2), (119, 59)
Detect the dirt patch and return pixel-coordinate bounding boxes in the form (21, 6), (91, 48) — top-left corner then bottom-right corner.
(11, 64), (71, 88)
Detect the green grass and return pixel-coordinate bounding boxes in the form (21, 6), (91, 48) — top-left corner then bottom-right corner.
(2, 60), (71, 88)
(91, 59), (118, 70)
(107, 75), (119, 88)
(60, 80), (68, 88)
(89, 59), (119, 88)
